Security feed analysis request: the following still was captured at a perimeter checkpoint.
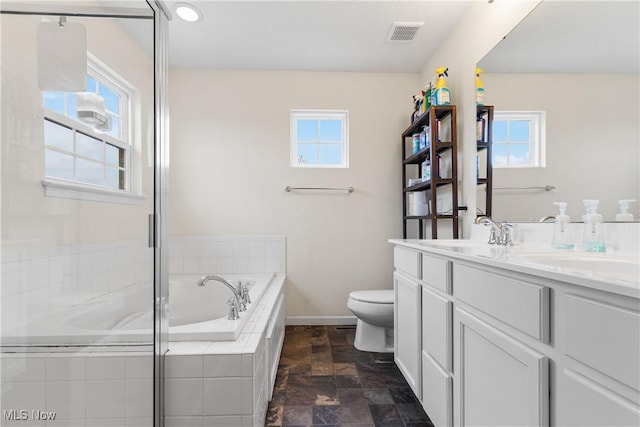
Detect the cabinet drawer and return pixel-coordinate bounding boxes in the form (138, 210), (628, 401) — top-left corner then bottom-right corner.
(421, 254), (451, 293)
(453, 264), (549, 342)
(565, 294), (640, 391)
(422, 286), (452, 371)
(422, 351), (453, 427)
(394, 246), (420, 279)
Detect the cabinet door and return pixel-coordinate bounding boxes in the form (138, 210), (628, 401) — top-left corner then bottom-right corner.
(422, 285), (452, 371)
(394, 272), (422, 400)
(455, 308), (549, 427)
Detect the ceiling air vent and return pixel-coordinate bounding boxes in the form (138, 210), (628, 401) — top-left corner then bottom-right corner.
(387, 22), (424, 42)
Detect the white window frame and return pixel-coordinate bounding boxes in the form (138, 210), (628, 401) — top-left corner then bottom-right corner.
(492, 110), (546, 168)
(290, 110), (349, 168)
(41, 53), (144, 205)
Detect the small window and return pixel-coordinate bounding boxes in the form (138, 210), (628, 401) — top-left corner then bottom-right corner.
(290, 110), (349, 168)
(43, 54), (131, 192)
(492, 111), (546, 168)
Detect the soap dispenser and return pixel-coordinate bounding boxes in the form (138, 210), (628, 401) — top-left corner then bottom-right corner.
(551, 202), (574, 250)
(582, 199), (606, 252)
(615, 199), (636, 221)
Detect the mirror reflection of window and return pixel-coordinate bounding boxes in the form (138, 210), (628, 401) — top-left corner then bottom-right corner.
(492, 111), (545, 168)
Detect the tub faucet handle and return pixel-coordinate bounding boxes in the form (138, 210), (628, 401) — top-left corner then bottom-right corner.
(239, 282), (251, 305)
(227, 298), (240, 320)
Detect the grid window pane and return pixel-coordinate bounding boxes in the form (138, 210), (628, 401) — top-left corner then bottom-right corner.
(510, 120), (530, 142)
(77, 132), (104, 162)
(105, 113), (120, 139)
(67, 93), (78, 119)
(509, 144), (530, 165)
(319, 144), (342, 165)
(105, 143), (121, 166)
(99, 84), (120, 115)
(44, 92), (65, 114)
(320, 120), (342, 142)
(493, 120), (508, 142)
(106, 166), (120, 189)
(297, 120), (318, 141)
(44, 120), (73, 152)
(86, 75), (97, 93)
(76, 158), (104, 186)
(493, 143), (508, 166)
(45, 149), (74, 180)
(296, 143), (318, 165)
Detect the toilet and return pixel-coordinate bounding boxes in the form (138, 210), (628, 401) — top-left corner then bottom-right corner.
(347, 289), (394, 353)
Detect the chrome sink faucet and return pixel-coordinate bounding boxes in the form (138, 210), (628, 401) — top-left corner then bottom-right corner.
(197, 275), (246, 318)
(476, 216), (516, 246)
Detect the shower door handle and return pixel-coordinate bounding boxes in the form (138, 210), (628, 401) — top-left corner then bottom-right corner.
(148, 213), (156, 248)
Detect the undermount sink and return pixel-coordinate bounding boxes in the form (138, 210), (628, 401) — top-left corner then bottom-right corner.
(418, 239), (482, 248)
(516, 252), (640, 280)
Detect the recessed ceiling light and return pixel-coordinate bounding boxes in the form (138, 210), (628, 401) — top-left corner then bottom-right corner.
(175, 3), (202, 23)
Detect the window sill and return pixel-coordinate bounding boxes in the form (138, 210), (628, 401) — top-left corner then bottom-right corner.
(42, 178), (146, 205)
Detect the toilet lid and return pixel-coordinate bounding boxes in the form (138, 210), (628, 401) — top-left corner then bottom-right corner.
(350, 290), (394, 304)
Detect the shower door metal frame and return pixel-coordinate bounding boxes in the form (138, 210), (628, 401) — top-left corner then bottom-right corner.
(0, 2), (171, 426)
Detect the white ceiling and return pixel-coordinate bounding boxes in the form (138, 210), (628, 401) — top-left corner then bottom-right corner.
(479, 1), (640, 73)
(163, 1), (472, 72)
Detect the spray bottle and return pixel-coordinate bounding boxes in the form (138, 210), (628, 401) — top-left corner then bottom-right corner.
(551, 202), (574, 250)
(615, 199), (636, 221)
(582, 199), (606, 252)
(476, 67), (485, 106)
(434, 67), (451, 106)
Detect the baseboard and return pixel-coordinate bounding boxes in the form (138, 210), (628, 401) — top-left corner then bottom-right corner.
(286, 316), (357, 326)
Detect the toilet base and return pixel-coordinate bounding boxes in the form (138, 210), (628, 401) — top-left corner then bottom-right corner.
(353, 319), (394, 353)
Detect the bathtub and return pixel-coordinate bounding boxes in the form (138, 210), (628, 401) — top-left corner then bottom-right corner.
(0, 273), (275, 347)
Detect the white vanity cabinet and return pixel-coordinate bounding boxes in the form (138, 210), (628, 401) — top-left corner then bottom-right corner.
(393, 247), (422, 399)
(391, 241), (640, 427)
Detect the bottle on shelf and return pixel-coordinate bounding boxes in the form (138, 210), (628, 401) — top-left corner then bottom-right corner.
(581, 199), (606, 252)
(615, 199), (636, 221)
(551, 202), (574, 250)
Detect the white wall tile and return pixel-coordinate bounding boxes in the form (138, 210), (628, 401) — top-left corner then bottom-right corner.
(46, 355), (86, 381)
(183, 258), (200, 274)
(170, 240), (184, 259)
(86, 380), (126, 418)
(203, 354), (241, 378)
(46, 380), (86, 419)
(1, 261), (21, 296)
(1, 381), (46, 410)
(126, 417), (154, 427)
(241, 377), (254, 415)
(86, 418), (126, 426)
(2, 356), (47, 381)
(125, 379), (153, 417)
(200, 242), (217, 258)
(248, 258), (265, 274)
(248, 240), (265, 258)
(1, 293), (21, 330)
(165, 416), (203, 427)
(21, 258), (49, 292)
(169, 257), (184, 274)
(216, 258), (233, 274)
(216, 241), (233, 258)
(232, 240), (249, 258)
(199, 257), (216, 273)
(232, 258), (249, 274)
(165, 378), (203, 416)
(86, 356), (126, 380)
(203, 378), (242, 416)
(203, 415), (242, 427)
(166, 354), (203, 378)
(21, 288), (49, 323)
(47, 419), (86, 427)
(183, 241), (201, 259)
(126, 355), (153, 380)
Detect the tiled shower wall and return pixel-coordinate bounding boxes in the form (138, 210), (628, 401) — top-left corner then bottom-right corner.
(1, 240), (152, 331)
(169, 235), (286, 275)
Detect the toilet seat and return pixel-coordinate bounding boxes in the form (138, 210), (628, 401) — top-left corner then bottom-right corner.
(349, 290), (393, 304)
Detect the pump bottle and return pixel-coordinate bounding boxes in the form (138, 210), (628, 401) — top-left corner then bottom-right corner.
(551, 202), (574, 250)
(615, 199), (636, 221)
(582, 199), (606, 252)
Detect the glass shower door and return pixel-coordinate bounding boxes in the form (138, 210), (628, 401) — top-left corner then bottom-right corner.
(0, 3), (162, 426)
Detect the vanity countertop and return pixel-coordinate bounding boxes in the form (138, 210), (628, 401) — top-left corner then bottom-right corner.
(389, 239), (640, 299)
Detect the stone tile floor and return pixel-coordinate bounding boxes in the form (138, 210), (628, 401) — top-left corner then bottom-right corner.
(265, 325), (434, 427)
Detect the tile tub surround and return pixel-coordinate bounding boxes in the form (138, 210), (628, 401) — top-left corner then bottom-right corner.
(0, 349), (153, 427)
(165, 274), (286, 427)
(169, 235), (286, 275)
(265, 326), (433, 427)
(1, 240), (153, 333)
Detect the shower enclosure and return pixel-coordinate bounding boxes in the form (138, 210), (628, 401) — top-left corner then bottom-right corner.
(0, 1), (169, 426)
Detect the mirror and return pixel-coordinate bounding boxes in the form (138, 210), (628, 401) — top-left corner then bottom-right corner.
(477, 1), (639, 222)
